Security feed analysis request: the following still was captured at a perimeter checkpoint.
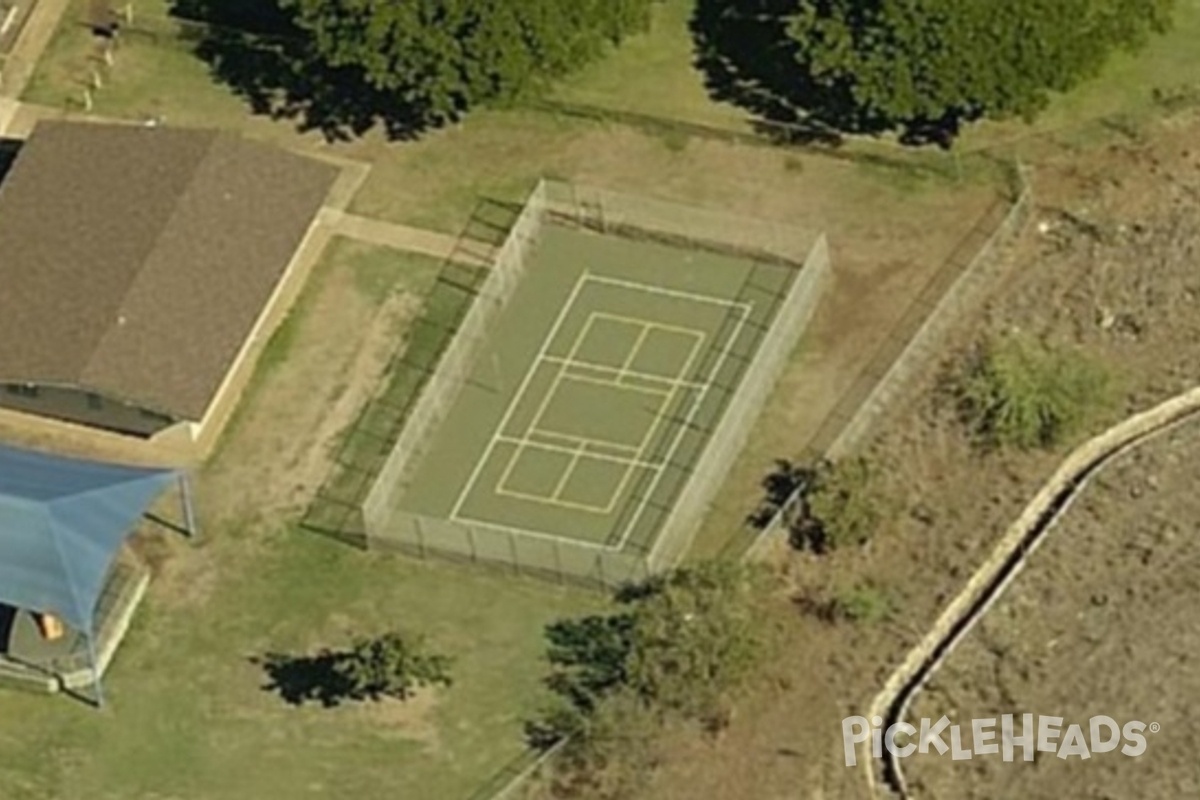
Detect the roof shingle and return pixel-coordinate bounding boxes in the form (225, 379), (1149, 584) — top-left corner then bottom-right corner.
(0, 122), (338, 420)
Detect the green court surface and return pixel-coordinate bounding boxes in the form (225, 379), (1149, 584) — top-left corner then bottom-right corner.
(395, 223), (797, 558)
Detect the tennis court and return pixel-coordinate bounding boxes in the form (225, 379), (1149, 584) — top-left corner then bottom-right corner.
(361, 181), (829, 586)
(392, 221), (794, 558)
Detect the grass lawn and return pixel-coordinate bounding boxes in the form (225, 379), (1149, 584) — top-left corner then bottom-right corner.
(0, 535), (598, 800)
(554, 0), (1200, 153)
(553, 0), (749, 131)
(0, 235), (602, 800)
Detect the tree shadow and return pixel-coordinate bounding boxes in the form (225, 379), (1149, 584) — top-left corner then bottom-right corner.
(166, 0), (437, 141)
(745, 458), (812, 529)
(689, 0), (965, 147)
(252, 649), (357, 707)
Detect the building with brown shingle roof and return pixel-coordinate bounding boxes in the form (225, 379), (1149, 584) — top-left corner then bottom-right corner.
(0, 121), (337, 445)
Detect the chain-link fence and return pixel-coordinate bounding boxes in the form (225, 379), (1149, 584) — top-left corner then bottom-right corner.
(540, 180), (818, 267)
(649, 235), (830, 570)
(741, 168), (1033, 563)
(361, 181), (547, 534)
(369, 512), (653, 590)
(361, 181), (828, 587)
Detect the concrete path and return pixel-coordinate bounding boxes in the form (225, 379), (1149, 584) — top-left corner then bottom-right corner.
(0, 0), (72, 100)
(0, 95), (17, 134)
(320, 208), (495, 267)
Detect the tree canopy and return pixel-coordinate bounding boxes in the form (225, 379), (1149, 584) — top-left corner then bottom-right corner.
(529, 562), (778, 795)
(279, 0), (653, 128)
(786, 0), (1176, 140)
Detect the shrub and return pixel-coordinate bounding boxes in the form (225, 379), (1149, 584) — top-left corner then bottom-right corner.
(958, 335), (1114, 450)
(831, 585), (894, 624)
(791, 458), (881, 553)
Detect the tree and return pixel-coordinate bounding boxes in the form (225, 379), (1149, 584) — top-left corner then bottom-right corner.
(957, 335), (1114, 450)
(279, 0), (653, 128)
(533, 562), (776, 742)
(530, 690), (661, 800)
(530, 562), (777, 796)
(786, 0), (1176, 140)
(542, 612), (636, 715)
(625, 561), (774, 728)
(341, 631), (453, 701)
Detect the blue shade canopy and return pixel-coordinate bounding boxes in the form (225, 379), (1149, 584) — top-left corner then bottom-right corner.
(0, 445), (177, 633)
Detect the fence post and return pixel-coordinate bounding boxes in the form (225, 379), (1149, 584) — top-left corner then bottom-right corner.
(467, 524), (478, 563)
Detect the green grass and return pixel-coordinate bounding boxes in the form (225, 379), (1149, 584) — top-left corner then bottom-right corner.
(212, 239), (444, 469)
(554, 0), (1200, 152)
(0, 230), (597, 800)
(304, 257), (487, 533)
(553, 0), (748, 131)
(25, 0), (1200, 162)
(259, 238), (442, 376)
(0, 531), (601, 800)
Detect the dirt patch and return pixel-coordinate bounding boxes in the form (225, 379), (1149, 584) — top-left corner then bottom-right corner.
(902, 417), (1200, 796)
(905, 420), (1200, 798)
(199, 242), (425, 528)
(638, 113), (1200, 800)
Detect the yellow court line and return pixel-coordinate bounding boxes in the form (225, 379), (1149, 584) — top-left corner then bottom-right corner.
(504, 311), (710, 516)
(589, 310), (711, 342)
(456, 271), (754, 539)
(583, 274), (755, 314)
(449, 272), (594, 522)
(615, 303), (752, 550)
(544, 355), (708, 392)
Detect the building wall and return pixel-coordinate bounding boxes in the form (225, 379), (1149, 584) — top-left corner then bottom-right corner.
(0, 383), (176, 437)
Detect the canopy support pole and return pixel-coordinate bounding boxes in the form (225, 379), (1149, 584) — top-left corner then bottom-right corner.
(179, 474), (197, 538)
(86, 630), (105, 709)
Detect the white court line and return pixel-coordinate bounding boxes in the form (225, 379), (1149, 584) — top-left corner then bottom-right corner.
(527, 428), (601, 452)
(510, 375), (672, 513)
(544, 355), (708, 392)
(492, 443), (660, 515)
(448, 272), (593, 521)
(585, 274), (754, 313)
(495, 435), (665, 471)
(590, 310), (714, 341)
(450, 270), (756, 553)
(546, 369), (670, 400)
(617, 325), (652, 383)
(449, 513), (622, 551)
(519, 318), (708, 514)
(613, 303), (752, 550)
(551, 443), (587, 501)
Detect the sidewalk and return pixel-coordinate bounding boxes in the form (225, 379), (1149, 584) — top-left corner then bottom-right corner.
(321, 209), (495, 267)
(0, 0), (71, 100)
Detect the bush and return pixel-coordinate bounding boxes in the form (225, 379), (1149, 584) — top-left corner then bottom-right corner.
(958, 336), (1114, 450)
(831, 585), (894, 624)
(791, 458), (881, 553)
